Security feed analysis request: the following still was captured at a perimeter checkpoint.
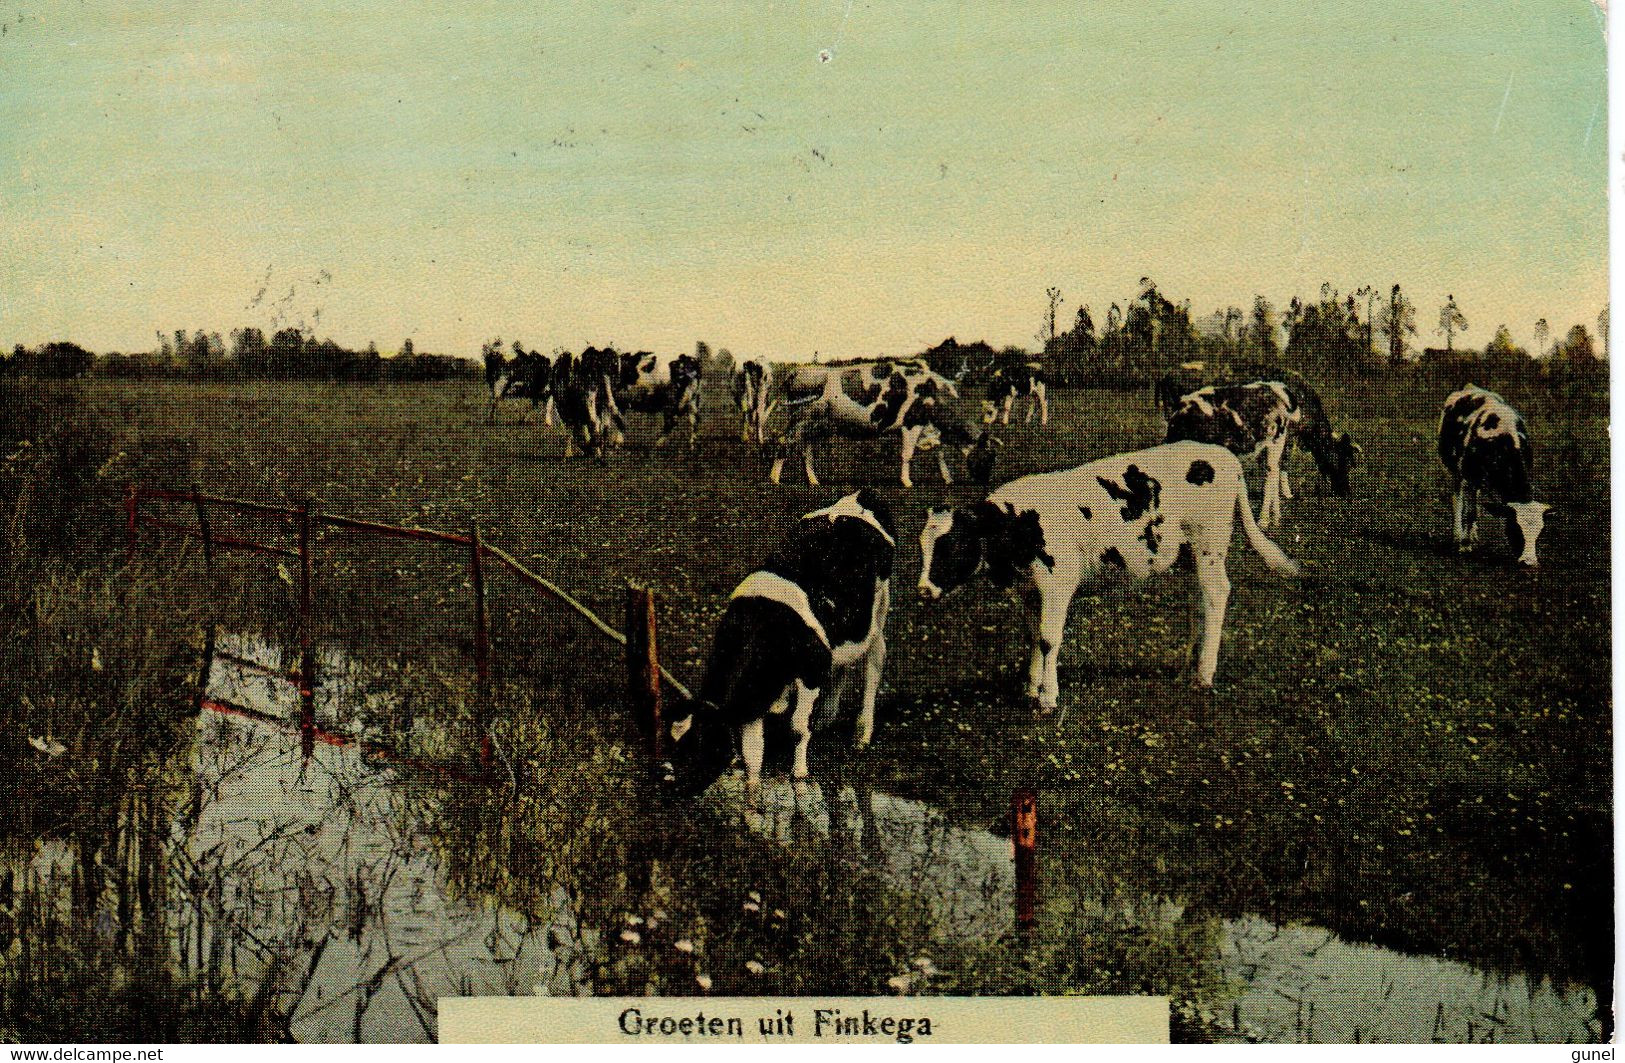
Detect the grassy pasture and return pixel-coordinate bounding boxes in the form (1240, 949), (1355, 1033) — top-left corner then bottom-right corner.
(75, 370), (1611, 1015)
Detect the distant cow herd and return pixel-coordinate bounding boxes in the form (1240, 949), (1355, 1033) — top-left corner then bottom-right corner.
(480, 342), (1552, 800)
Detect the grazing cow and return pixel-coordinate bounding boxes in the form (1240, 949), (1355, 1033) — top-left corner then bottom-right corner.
(984, 362), (1049, 426)
(484, 343), (554, 423)
(732, 359), (774, 444)
(547, 348), (621, 458)
(604, 350), (703, 447)
(917, 441), (1299, 710)
(776, 357), (963, 404)
(1162, 375), (1358, 527)
(661, 489), (897, 801)
(769, 368), (997, 489)
(1438, 385), (1551, 566)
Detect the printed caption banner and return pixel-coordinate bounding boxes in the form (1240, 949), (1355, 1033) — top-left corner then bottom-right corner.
(439, 995), (1169, 1044)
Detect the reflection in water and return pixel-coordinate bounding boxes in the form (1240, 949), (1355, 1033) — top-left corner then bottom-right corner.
(4, 634), (1601, 1043)
(722, 771), (1600, 1043)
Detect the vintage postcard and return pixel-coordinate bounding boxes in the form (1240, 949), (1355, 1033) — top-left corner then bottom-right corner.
(0, 0), (1611, 1048)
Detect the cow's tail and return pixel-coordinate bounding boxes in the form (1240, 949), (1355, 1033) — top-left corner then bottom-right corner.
(1233, 470), (1299, 576)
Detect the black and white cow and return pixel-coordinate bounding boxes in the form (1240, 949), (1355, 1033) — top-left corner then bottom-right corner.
(661, 490), (896, 801)
(733, 359), (774, 444)
(917, 441), (1298, 710)
(984, 362), (1049, 426)
(484, 342), (554, 423)
(605, 351), (703, 447)
(769, 368), (997, 489)
(1162, 375), (1358, 527)
(775, 357), (963, 405)
(1438, 385), (1551, 566)
(547, 347), (622, 459)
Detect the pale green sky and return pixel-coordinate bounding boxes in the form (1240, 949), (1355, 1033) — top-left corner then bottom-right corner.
(1, 1), (1608, 358)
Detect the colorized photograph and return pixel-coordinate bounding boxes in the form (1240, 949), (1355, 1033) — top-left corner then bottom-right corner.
(0, 0), (1611, 1045)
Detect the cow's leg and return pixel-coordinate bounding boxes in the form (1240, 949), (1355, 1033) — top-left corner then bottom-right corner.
(1000, 394), (1014, 426)
(1035, 585), (1072, 713)
(1463, 487), (1480, 549)
(898, 425), (922, 489)
(1037, 383), (1049, 427)
(1022, 585), (1045, 700)
(1260, 436), (1287, 527)
(1279, 443), (1295, 500)
(687, 404), (699, 448)
(936, 446), (954, 485)
(856, 635), (886, 747)
(1023, 394), (1037, 424)
(788, 680), (820, 781)
(1192, 556), (1231, 688)
(543, 395), (556, 427)
(1462, 481), (1475, 549)
(740, 717), (766, 805)
(769, 428), (794, 484)
(803, 441), (821, 487)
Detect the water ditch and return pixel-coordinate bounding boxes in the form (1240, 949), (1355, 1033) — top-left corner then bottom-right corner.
(13, 633), (1597, 1043)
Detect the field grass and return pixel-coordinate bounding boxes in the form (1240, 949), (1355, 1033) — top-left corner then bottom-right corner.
(71, 370), (1612, 1015)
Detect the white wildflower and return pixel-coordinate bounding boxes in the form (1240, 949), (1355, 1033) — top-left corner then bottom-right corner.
(744, 960), (765, 976)
(695, 974), (713, 991)
(887, 973), (915, 994)
(673, 939), (695, 954)
(619, 929), (641, 945)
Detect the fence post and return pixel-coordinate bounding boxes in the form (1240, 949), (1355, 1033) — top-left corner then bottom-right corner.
(124, 483), (139, 565)
(296, 499), (315, 758)
(191, 482), (214, 573)
(470, 524), (493, 770)
(624, 584), (663, 764)
(1012, 787), (1038, 932)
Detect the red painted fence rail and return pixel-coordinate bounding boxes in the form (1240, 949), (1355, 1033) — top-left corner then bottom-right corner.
(125, 482), (692, 776)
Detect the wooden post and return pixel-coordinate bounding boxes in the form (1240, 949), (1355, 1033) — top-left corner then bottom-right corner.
(1012, 787), (1038, 931)
(124, 483), (139, 565)
(624, 584), (663, 763)
(191, 482), (214, 572)
(470, 524), (492, 769)
(196, 626), (217, 715)
(296, 500), (315, 758)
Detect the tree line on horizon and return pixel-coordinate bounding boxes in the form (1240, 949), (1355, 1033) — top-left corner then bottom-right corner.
(986, 278), (1607, 390)
(1, 280), (1607, 385)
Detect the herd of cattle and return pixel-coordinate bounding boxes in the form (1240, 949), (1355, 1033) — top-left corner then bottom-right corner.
(480, 344), (1551, 799)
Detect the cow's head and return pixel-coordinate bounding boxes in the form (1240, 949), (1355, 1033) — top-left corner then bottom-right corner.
(918, 501), (1047, 599)
(1484, 501), (1552, 567)
(918, 508), (983, 600)
(1318, 431), (1360, 497)
(671, 354), (702, 393)
(658, 698), (735, 799)
(965, 430), (1000, 484)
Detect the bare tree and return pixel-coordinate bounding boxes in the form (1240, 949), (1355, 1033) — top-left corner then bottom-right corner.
(1437, 294), (1468, 355)
(1380, 284), (1417, 366)
(1533, 317), (1550, 359)
(1355, 285), (1375, 357)
(1042, 287), (1064, 346)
